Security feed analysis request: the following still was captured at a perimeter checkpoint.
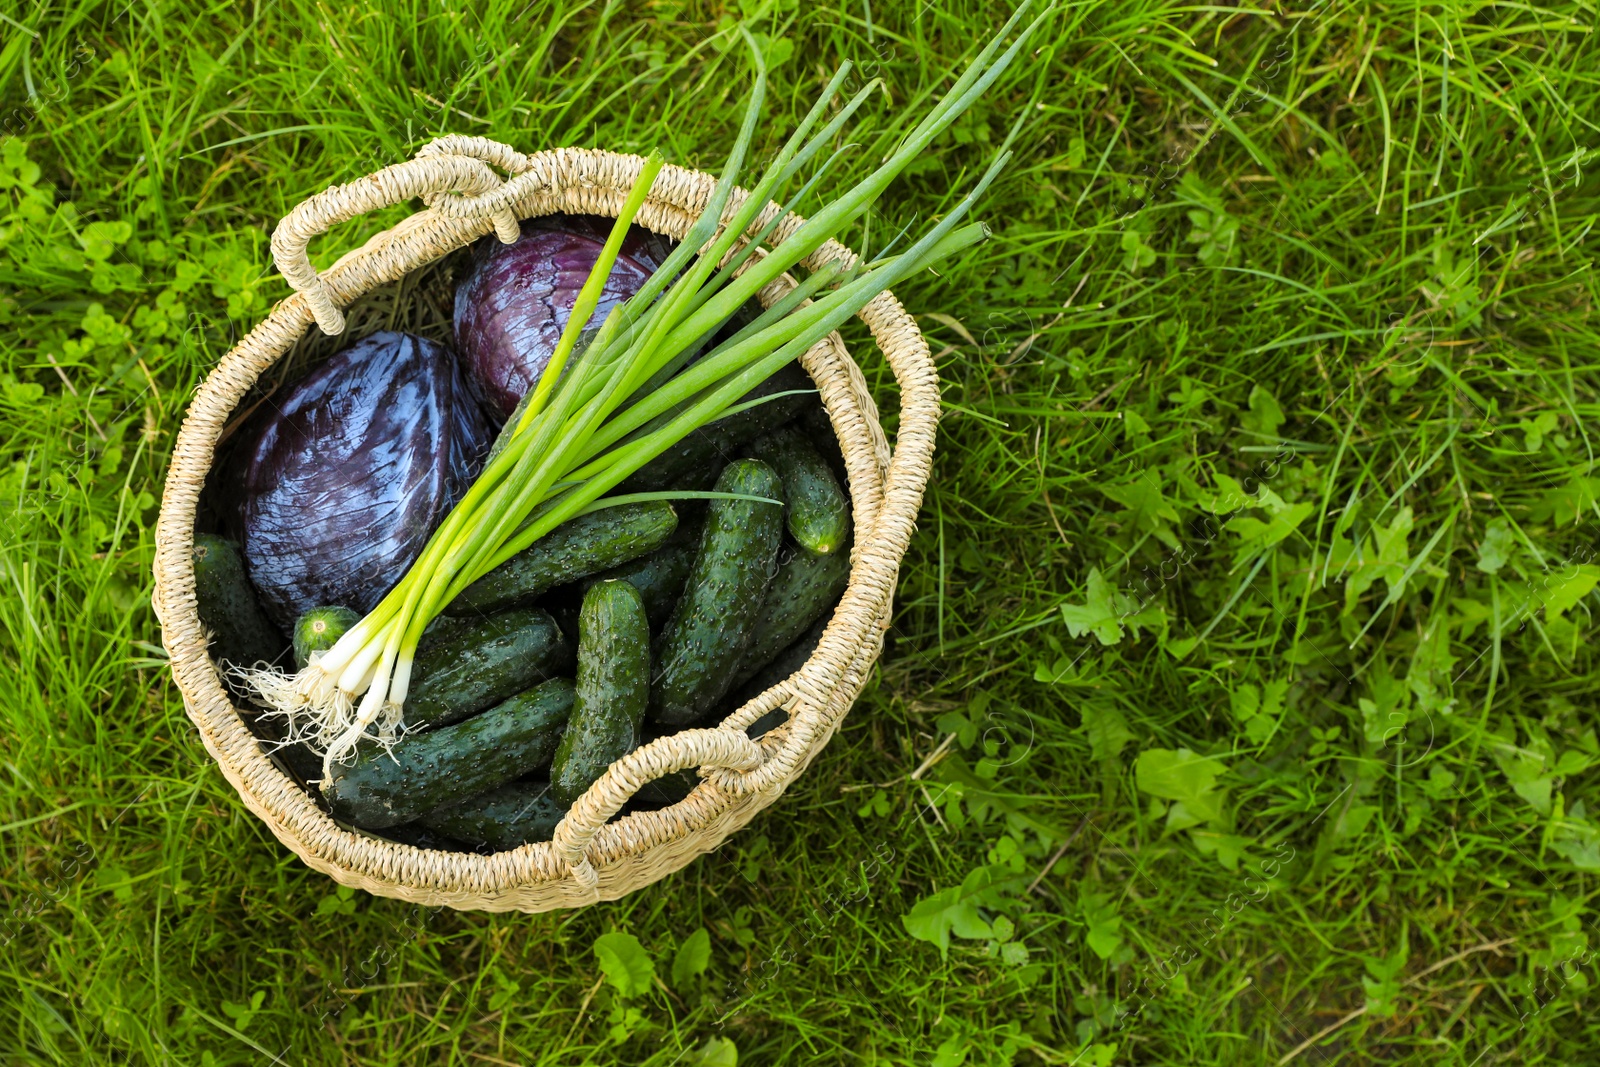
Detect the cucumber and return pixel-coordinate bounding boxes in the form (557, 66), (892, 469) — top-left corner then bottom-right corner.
(620, 363), (815, 493)
(417, 610), (474, 648)
(408, 609), (574, 729)
(323, 677), (575, 829)
(730, 537), (851, 690)
(445, 501), (678, 616)
(192, 533), (287, 670)
(749, 425), (851, 554)
(418, 777), (568, 852)
(293, 606), (360, 670)
(548, 520), (701, 640)
(551, 580), (651, 805)
(651, 460), (786, 726)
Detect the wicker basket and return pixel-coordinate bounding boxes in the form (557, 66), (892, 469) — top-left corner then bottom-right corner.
(151, 138), (938, 913)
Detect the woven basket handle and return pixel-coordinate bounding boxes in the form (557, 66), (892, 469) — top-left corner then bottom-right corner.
(270, 141), (530, 335)
(551, 727), (767, 890)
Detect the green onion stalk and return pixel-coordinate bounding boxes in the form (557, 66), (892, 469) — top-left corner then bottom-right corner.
(243, 3), (1054, 780)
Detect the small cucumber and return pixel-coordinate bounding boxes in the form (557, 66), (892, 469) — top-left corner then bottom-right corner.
(192, 533), (287, 670)
(446, 501), (678, 616)
(651, 460), (785, 726)
(620, 363), (814, 493)
(292, 606), (360, 670)
(731, 538), (851, 690)
(408, 609), (574, 729)
(418, 777), (568, 852)
(323, 677), (575, 829)
(551, 580), (651, 806)
(750, 425), (851, 554)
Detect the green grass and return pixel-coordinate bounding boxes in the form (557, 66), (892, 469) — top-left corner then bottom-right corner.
(3, 0), (1599, 1063)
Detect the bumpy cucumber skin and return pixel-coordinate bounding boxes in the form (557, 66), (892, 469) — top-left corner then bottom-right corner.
(446, 501), (678, 616)
(551, 580), (651, 806)
(419, 778), (568, 851)
(408, 609), (574, 728)
(651, 460), (785, 726)
(323, 677), (575, 829)
(192, 533), (287, 669)
(620, 363), (814, 493)
(292, 606), (361, 670)
(750, 425), (851, 555)
(732, 537), (851, 690)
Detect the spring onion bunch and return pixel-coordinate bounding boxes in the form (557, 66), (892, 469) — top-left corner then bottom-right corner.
(243, 3), (1053, 780)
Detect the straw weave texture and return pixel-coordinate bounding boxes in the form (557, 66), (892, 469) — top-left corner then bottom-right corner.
(152, 142), (939, 912)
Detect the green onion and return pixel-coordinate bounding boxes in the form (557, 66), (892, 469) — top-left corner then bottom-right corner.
(244, 5), (1054, 777)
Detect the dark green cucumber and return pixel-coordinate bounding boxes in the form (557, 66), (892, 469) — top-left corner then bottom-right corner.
(731, 539), (851, 690)
(551, 530), (697, 642)
(445, 501), (678, 616)
(292, 606), (360, 670)
(418, 777), (568, 852)
(551, 580), (652, 805)
(323, 677), (575, 829)
(548, 519), (703, 641)
(620, 363), (815, 493)
(192, 533), (287, 669)
(408, 609), (574, 728)
(417, 611), (474, 649)
(651, 460), (785, 726)
(750, 425), (851, 554)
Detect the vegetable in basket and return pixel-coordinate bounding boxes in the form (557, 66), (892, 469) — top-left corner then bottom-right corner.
(454, 217), (670, 421)
(651, 459), (786, 727)
(238, 6), (1051, 784)
(192, 533), (288, 670)
(240, 330), (489, 631)
(551, 579), (652, 805)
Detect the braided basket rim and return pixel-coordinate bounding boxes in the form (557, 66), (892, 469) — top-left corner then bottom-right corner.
(152, 145), (939, 913)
